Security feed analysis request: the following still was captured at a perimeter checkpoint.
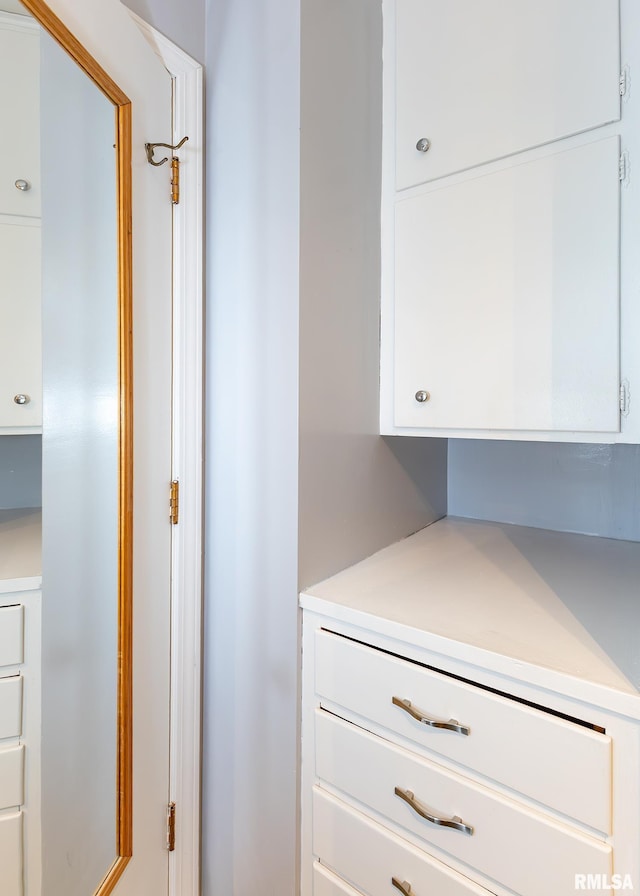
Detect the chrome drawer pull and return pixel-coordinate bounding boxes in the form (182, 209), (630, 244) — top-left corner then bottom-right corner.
(392, 878), (414, 896)
(392, 696), (470, 736)
(394, 786), (474, 836)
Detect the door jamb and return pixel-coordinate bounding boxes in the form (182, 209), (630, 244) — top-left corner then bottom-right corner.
(127, 13), (204, 896)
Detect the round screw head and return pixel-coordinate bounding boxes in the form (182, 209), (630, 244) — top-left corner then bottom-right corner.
(13, 394), (30, 405)
(415, 390), (430, 403)
(416, 138), (431, 153)
(14, 179), (31, 191)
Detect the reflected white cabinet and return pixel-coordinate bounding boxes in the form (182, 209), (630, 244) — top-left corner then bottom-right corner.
(0, 222), (42, 430)
(0, 591), (41, 896)
(381, 0), (640, 441)
(0, 510), (43, 896)
(0, 11), (41, 433)
(0, 13), (40, 219)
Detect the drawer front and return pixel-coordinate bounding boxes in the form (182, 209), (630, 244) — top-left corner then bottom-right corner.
(314, 788), (493, 896)
(314, 863), (363, 896)
(0, 746), (24, 810)
(0, 677), (22, 741)
(316, 630), (611, 832)
(0, 607), (24, 669)
(315, 711), (611, 896)
(0, 811), (23, 896)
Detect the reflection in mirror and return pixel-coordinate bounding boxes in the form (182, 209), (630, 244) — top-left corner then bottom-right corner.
(41, 22), (119, 896)
(0, 1), (129, 894)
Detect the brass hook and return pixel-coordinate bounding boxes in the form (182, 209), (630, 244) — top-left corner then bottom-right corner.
(145, 136), (189, 167)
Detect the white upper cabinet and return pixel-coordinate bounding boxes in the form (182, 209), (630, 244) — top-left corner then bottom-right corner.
(0, 12), (42, 432)
(394, 138), (621, 432)
(0, 15), (40, 218)
(381, 0), (640, 441)
(395, 0), (621, 191)
(0, 221), (42, 430)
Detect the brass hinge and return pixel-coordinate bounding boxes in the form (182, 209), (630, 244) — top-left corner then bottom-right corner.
(170, 480), (180, 525)
(620, 66), (630, 98)
(171, 157), (180, 205)
(166, 802), (176, 851)
(619, 151), (630, 184)
(620, 381), (630, 416)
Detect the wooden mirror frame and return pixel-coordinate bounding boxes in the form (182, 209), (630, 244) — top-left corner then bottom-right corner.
(18, 1), (133, 893)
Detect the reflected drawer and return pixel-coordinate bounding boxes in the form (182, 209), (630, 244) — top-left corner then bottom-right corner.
(314, 787), (493, 896)
(0, 607), (23, 669)
(0, 811), (23, 896)
(314, 863), (363, 896)
(316, 630), (611, 832)
(0, 677), (22, 740)
(0, 746), (24, 810)
(315, 710), (611, 896)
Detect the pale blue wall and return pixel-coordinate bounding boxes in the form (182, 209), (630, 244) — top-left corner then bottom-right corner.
(0, 436), (41, 509)
(122, 0), (205, 62)
(298, 0), (447, 588)
(449, 440), (640, 542)
(203, 0), (301, 893)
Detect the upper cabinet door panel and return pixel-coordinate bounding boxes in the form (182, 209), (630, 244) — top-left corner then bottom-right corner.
(0, 222), (42, 428)
(0, 16), (40, 218)
(395, 0), (621, 190)
(394, 137), (621, 432)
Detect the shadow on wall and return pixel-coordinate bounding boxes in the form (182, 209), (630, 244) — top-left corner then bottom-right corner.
(385, 435), (448, 522)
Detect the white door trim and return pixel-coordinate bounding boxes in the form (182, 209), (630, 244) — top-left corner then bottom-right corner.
(126, 13), (204, 896)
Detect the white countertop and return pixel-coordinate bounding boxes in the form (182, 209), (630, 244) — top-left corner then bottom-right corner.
(301, 517), (640, 713)
(0, 508), (42, 592)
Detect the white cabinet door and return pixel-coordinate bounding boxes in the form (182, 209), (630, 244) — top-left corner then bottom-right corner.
(394, 137), (621, 432)
(0, 812), (22, 896)
(395, 0), (621, 190)
(0, 221), (41, 429)
(0, 14), (40, 218)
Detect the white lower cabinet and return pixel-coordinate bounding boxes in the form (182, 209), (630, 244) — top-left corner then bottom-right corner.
(0, 812), (23, 896)
(314, 789), (493, 896)
(0, 586), (41, 896)
(301, 519), (640, 896)
(313, 863), (365, 896)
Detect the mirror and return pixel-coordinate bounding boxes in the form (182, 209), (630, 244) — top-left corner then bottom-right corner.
(0, 1), (132, 894)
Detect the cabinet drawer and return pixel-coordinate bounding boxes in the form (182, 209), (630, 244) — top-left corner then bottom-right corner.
(0, 607), (24, 668)
(314, 788), (492, 896)
(316, 631), (611, 832)
(316, 711), (611, 896)
(0, 812), (23, 896)
(0, 677), (22, 740)
(0, 746), (24, 810)
(314, 864), (363, 896)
